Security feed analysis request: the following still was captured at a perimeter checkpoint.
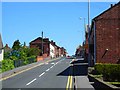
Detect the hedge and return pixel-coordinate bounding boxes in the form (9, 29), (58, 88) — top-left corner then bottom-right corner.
(1, 56), (37, 72)
(2, 59), (15, 72)
(94, 63), (120, 82)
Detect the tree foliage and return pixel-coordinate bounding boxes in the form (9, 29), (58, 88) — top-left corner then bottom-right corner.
(12, 40), (21, 50)
(2, 40), (41, 72)
(27, 48), (40, 57)
(2, 59), (14, 72)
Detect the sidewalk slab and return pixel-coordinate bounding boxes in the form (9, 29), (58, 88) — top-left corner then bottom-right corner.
(75, 76), (95, 90)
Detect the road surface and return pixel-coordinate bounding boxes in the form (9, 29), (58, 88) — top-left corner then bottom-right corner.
(2, 57), (95, 90)
(2, 58), (73, 90)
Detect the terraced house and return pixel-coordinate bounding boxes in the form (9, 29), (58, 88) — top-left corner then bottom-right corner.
(90, 2), (120, 64)
(30, 37), (66, 59)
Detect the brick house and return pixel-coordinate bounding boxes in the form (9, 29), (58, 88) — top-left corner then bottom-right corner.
(75, 45), (84, 57)
(90, 2), (120, 64)
(51, 42), (67, 57)
(60, 47), (66, 57)
(30, 37), (50, 57)
(30, 37), (67, 59)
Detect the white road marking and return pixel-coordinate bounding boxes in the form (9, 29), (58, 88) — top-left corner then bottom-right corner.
(70, 59), (75, 64)
(26, 78), (37, 86)
(46, 68), (50, 72)
(56, 62), (58, 64)
(39, 72), (45, 77)
(51, 63), (55, 64)
(45, 63), (48, 65)
(50, 66), (54, 69)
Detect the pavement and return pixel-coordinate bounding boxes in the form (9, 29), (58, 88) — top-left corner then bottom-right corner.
(75, 76), (94, 90)
(71, 57), (95, 90)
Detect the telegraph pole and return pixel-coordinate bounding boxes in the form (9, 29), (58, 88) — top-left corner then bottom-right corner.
(42, 31), (43, 56)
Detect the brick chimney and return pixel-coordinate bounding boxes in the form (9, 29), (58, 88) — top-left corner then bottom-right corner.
(111, 4), (113, 7)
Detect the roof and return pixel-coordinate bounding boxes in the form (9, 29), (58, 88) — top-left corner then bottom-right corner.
(90, 1), (120, 35)
(0, 34), (3, 49)
(30, 37), (42, 43)
(30, 37), (50, 44)
(93, 1), (120, 21)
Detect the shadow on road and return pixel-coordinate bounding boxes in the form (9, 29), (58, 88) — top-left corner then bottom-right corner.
(57, 61), (88, 76)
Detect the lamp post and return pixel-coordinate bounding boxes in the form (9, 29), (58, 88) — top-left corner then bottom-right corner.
(88, 0), (90, 66)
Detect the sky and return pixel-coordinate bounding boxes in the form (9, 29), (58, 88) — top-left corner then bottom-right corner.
(2, 1), (118, 55)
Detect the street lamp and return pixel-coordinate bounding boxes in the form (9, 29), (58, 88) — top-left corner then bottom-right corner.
(88, 0), (91, 66)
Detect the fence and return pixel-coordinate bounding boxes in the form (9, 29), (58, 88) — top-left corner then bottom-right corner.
(14, 57), (36, 68)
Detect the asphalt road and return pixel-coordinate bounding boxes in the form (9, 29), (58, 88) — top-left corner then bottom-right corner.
(2, 58), (73, 90)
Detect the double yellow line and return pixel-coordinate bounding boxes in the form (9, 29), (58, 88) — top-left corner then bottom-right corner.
(66, 75), (73, 90)
(66, 59), (75, 90)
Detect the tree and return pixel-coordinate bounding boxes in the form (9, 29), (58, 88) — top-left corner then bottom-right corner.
(4, 52), (10, 59)
(12, 40), (21, 50)
(23, 42), (26, 48)
(27, 48), (40, 57)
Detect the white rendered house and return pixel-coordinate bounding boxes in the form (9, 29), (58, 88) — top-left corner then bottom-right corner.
(50, 43), (55, 58)
(0, 34), (3, 61)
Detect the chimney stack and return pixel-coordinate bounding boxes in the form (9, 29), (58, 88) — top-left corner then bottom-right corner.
(111, 4), (113, 7)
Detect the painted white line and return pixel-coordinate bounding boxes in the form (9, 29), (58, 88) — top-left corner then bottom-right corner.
(50, 66), (54, 69)
(26, 78), (37, 86)
(46, 68), (50, 72)
(70, 59), (75, 64)
(39, 72), (45, 77)
(45, 63), (48, 65)
(70, 61), (73, 64)
(51, 63), (55, 64)
(56, 62), (58, 64)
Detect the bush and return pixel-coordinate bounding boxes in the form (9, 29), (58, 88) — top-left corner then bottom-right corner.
(13, 56), (36, 67)
(27, 56), (36, 64)
(27, 48), (40, 57)
(95, 63), (120, 82)
(2, 59), (15, 72)
(94, 63), (104, 75)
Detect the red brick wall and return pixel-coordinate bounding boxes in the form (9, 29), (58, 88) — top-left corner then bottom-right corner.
(30, 38), (50, 56)
(95, 3), (120, 63)
(43, 43), (50, 56)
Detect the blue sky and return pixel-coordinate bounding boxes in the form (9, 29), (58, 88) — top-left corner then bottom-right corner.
(2, 2), (117, 55)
